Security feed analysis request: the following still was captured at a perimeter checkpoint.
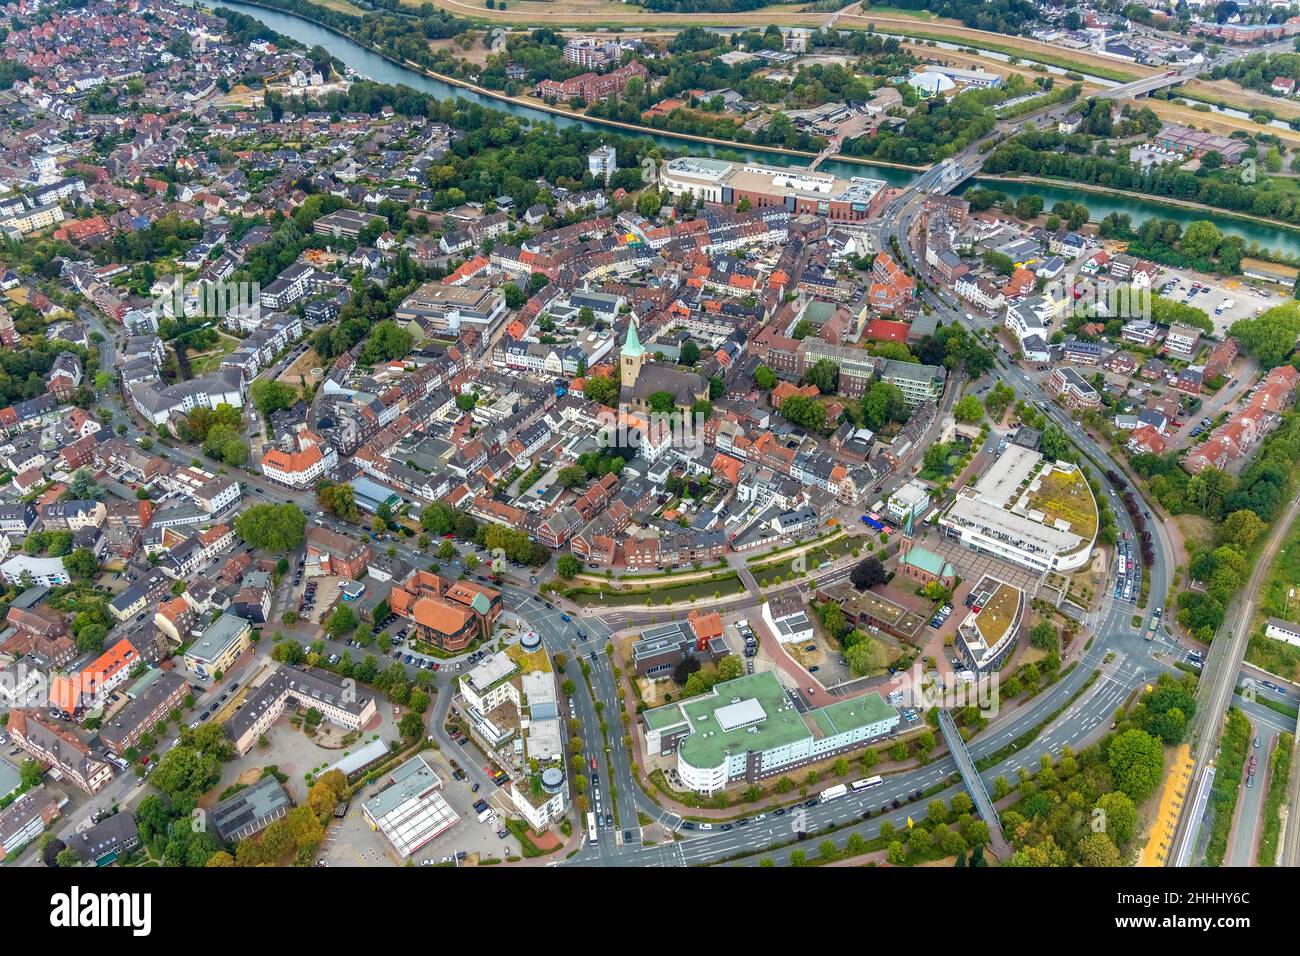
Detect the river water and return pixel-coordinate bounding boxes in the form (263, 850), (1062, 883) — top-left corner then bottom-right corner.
(209, 0), (1300, 258)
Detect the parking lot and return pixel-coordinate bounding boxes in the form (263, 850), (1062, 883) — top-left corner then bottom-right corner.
(1155, 269), (1277, 337)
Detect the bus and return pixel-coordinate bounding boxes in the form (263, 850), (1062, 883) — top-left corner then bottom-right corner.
(818, 783), (849, 803)
(850, 776), (884, 792)
(1116, 555), (1127, 578)
(586, 812), (599, 845)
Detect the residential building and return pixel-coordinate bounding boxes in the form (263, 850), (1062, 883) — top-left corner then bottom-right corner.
(99, 670), (188, 757)
(6, 709), (113, 794)
(182, 612), (252, 679)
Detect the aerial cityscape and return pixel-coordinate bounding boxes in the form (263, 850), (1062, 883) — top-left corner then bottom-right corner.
(3, 0), (1300, 893)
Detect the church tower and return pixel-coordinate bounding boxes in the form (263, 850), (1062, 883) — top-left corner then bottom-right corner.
(899, 506), (915, 560)
(621, 316), (645, 390)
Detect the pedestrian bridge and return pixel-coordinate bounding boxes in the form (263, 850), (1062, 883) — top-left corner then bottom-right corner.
(937, 708), (1012, 859)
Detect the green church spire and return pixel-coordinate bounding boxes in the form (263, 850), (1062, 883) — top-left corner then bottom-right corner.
(622, 316), (645, 359)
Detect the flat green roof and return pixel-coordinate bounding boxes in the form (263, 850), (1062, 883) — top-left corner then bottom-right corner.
(810, 693), (897, 737)
(658, 672), (900, 771)
(643, 703), (689, 732)
(677, 671), (810, 770)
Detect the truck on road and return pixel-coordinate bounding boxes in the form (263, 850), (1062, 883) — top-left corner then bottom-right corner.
(818, 783), (849, 803)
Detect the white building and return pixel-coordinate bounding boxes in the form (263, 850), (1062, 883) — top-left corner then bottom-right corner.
(938, 445), (1096, 575)
(589, 145), (617, 185)
(129, 369), (246, 427)
(1265, 618), (1300, 649)
(761, 593), (814, 645)
(887, 479), (931, 524)
(0, 554), (69, 586)
(363, 755), (459, 858)
(641, 671), (897, 795)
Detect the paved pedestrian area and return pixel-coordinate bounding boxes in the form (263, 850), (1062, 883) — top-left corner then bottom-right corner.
(929, 536), (1043, 597)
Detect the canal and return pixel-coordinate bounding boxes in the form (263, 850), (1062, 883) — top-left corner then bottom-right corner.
(209, 0), (1300, 259)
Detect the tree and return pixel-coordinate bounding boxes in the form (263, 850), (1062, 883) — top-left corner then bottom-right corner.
(583, 375), (618, 407)
(802, 358), (839, 394)
(1076, 831), (1122, 867)
(1230, 303), (1300, 368)
(64, 548), (99, 579)
(922, 443), (950, 476)
(679, 340), (700, 366)
(359, 320), (413, 365)
(235, 503), (307, 552)
(637, 190), (661, 218)
(1028, 620), (1058, 651)
(325, 605), (357, 639)
(391, 710), (423, 743)
(849, 556), (887, 591)
(556, 554), (582, 579)
(19, 759), (42, 789)
(1218, 508), (1265, 551)
(556, 465), (588, 490)
(754, 365), (777, 390)
(953, 394), (984, 424)
(65, 468), (107, 501)
(1181, 220), (1222, 260)
(1040, 423), (1074, 462)
(778, 394), (826, 432)
(860, 381), (907, 431)
(500, 282), (526, 310)
(317, 481), (359, 523)
(1107, 729), (1165, 802)
(1095, 791), (1137, 847)
(55, 847), (83, 868)
(673, 655), (701, 686)
(250, 380), (298, 419)
(846, 639), (887, 677)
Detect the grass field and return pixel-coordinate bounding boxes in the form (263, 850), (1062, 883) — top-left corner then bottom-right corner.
(1146, 96), (1300, 150)
(188, 332), (241, 375)
(853, 21), (1143, 82)
(1183, 78), (1300, 124)
(407, 0), (1143, 94)
(747, 533), (859, 579)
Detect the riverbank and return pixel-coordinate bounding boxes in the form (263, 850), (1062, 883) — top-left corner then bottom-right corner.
(979, 173), (1300, 258)
(211, 0), (1300, 258)
(405, 59), (928, 172)
(224, 0), (929, 171)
